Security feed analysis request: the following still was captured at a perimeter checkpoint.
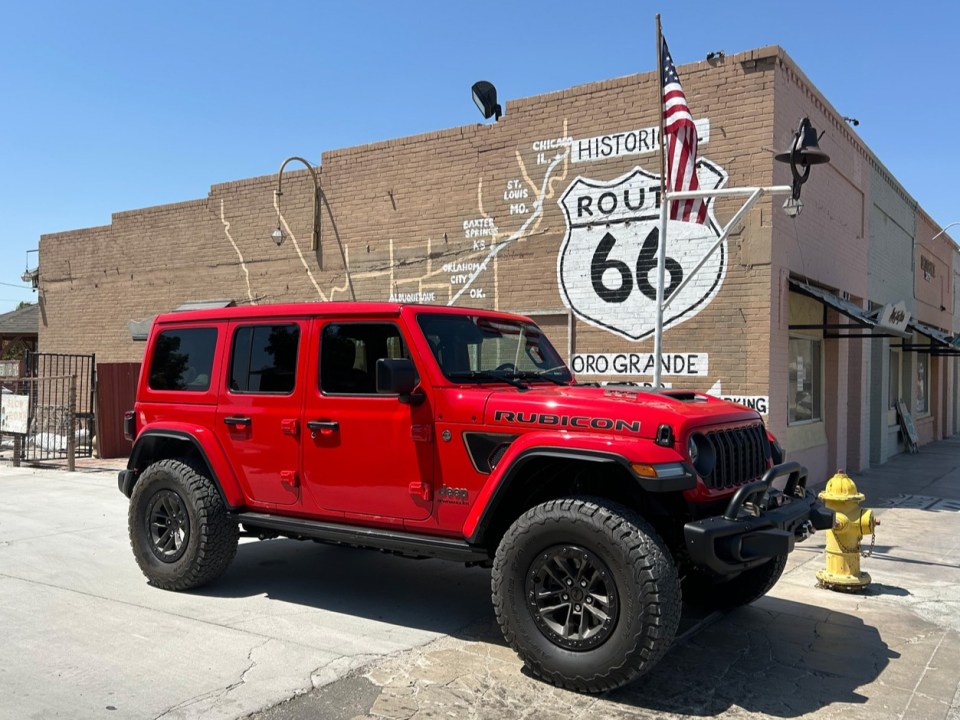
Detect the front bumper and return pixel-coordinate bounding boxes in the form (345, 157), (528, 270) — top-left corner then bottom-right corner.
(683, 461), (834, 575)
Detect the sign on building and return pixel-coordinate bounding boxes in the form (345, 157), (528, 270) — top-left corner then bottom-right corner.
(558, 161), (728, 341)
(876, 301), (909, 334)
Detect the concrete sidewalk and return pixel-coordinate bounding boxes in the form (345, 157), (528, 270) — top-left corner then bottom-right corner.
(255, 437), (960, 720)
(0, 465), (493, 720)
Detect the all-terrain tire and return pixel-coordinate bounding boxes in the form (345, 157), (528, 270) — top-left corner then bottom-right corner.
(682, 554), (787, 610)
(492, 497), (681, 693)
(128, 459), (238, 590)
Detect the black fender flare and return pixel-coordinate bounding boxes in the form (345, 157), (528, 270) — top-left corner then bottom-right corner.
(120, 429), (237, 509)
(467, 447), (695, 545)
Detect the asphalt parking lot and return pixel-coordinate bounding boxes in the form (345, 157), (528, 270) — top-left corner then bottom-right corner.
(2, 439), (960, 719)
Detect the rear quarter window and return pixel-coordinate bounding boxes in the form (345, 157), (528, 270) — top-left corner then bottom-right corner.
(148, 327), (218, 391)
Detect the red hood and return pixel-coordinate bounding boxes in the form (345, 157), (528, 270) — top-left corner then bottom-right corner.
(482, 384), (761, 439)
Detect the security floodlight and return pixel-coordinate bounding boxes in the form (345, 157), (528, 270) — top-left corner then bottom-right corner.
(843, 116), (860, 127)
(471, 81), (502, 121)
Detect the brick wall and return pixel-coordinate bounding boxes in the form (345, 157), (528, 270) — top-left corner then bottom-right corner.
(35, 44), (954, 466)
(869, 168), (916, 309)
(38, 46), (782, 417)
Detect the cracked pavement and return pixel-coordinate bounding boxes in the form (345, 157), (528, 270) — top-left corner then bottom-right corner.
(0, 465), (491, 720)
(3, 437), (960, 719)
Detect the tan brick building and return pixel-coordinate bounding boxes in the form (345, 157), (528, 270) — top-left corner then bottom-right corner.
(37, 46), (958, 477)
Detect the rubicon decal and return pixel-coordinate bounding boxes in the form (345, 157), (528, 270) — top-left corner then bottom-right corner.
(494, 410), (640, 434)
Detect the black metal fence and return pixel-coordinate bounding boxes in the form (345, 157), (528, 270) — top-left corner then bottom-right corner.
(8, 352), (97, 463)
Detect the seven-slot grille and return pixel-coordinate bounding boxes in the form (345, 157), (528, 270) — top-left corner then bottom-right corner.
(701, 424), (770, 490)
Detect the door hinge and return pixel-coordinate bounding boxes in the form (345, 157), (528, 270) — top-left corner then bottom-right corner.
(281, 419), (300, 437)
(411, 424), (433, 442)
(280, 470), (299, 488)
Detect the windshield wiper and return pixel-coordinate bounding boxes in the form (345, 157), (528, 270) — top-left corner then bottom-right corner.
(505, 370), (569, 386)
(446, 370), (528, 390)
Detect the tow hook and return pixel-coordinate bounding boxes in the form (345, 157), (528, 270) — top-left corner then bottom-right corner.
(795, 519), (815, 542)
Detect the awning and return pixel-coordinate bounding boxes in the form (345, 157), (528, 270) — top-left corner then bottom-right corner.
(788, 279), (910, 339)
(900, 318), (960, 355)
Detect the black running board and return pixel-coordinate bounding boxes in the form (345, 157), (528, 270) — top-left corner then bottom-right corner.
(235, 511), (490, 563)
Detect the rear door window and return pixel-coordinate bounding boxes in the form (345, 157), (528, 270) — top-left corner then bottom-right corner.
(229, 324), (301, 394)
(148, 328), (218, 391)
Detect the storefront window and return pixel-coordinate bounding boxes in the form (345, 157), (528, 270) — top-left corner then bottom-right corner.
(915, 353), (929, 416)
(888, 348), (901, 410)
(788, 336), (822, 424)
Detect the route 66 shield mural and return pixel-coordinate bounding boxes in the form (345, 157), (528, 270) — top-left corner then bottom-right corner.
(558, 161), (728, 341)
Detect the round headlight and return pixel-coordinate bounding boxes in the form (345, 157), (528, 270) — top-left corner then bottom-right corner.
(770, 437), (786, 465)
(687, 433), (716, 478)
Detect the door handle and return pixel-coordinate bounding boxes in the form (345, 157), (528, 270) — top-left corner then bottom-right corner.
(223, 416), (252, 427)
(306, 420), (339, 432)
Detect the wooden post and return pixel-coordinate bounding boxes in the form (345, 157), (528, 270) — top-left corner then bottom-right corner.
(67, 374), (77, 472)
(12, 434), (21, 467)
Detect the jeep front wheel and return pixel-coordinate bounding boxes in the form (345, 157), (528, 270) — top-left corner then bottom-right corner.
(128, 459), (238, 590)
(491, 497), (681, 693)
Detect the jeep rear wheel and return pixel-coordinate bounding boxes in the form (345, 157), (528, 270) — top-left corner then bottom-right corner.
(492, 497), (681, 693)
(129, 459), (238, 590)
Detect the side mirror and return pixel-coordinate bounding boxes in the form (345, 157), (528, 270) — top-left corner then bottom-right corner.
(376, 358), (424, 405)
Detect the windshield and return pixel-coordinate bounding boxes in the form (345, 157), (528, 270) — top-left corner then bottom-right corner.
(417, 313), (572, 385)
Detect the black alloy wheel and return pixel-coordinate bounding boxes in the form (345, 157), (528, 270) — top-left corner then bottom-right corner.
(526, 544), (619, 650)
(492, 496), (681, 692)
(146, 489), (190, 562)
(128, 459), (238, 591)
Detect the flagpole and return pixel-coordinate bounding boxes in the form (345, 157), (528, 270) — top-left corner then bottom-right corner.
(653, 14), (669, 390)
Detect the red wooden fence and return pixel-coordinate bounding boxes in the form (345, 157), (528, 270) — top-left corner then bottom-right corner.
(96, 363), (140, 459)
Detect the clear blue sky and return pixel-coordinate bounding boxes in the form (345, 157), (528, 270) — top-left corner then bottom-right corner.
(2, 1), (957, 314)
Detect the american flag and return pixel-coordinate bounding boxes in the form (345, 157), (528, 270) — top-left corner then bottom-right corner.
(661, 36), (706, 224)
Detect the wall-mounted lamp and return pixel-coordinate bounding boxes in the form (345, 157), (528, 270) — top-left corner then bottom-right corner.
(471, 81), (502, 121)
(919, 221), (960, 248)
(21, 249), (39, 290)
(273, 156), (321, 263)
(782, 197), (804, 219)
(706, 50), (725, 61)
(774, 117), (831, 201)
(843, 116), (860, 127)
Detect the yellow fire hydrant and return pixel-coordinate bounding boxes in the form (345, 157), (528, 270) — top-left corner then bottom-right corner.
(816, 470), (878, 591)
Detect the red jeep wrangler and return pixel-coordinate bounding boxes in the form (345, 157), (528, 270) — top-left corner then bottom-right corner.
(120, 302), (831, 692)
